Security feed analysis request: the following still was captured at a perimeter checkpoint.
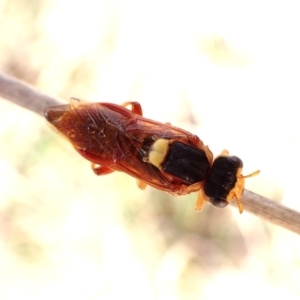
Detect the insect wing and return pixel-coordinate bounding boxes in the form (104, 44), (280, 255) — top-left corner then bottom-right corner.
(110, 115), (202, 192)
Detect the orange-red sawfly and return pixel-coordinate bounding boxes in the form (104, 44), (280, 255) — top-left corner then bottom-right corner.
(44, 98), (259, 213)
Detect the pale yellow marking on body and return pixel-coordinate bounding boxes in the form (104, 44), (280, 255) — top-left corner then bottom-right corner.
(148, 139), (170, 168)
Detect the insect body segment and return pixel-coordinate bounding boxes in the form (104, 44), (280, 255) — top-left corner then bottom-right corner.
(45, 99), (259, 213)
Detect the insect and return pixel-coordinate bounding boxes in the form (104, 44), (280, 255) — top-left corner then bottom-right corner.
(44, 98), (259, 213)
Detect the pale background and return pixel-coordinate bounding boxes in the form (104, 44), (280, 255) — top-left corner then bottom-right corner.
(0, 0), (300, 299)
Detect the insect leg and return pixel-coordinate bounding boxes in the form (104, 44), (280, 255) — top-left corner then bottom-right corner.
(195, 189), (209, 211)
(92, 163), (114, 176)
(185, 181), (203, 194)
(220, 149), (229, 156)
(137, 180), (147, 190)
(122, 102), (143, 116)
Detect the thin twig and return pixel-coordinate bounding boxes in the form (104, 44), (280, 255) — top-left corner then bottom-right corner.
(1, 72), (299, 234)
(0, 73), (62, 115)
(233, 190), (300, 234)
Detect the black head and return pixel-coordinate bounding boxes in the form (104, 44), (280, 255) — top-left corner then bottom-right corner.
(203, 155), (243, 208)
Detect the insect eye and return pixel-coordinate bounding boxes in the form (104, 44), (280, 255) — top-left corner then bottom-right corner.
(209, 198), (229, 209)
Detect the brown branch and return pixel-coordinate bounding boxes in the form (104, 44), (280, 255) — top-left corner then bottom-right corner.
(0, 73), (62, 115)
(237, 190), (300, 234)
(1, 72), (299, 234)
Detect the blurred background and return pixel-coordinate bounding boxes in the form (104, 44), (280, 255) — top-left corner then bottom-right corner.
(1, 0), (300, 299)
